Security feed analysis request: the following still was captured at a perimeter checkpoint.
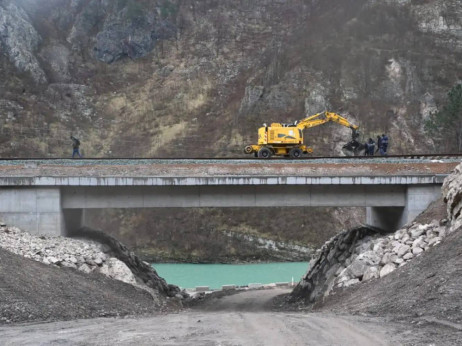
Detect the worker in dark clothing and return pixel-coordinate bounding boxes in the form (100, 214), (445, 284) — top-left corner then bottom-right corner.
(364, 140), (369, 156)
(376, 135), (382, 154)
(380, 133), (389, 156)
(367, 138), (375, 156)
(70, 135), (82, 158)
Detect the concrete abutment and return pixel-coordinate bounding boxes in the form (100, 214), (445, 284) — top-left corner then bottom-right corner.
(366, 185), (442, 231)
(0, 187), (64, 236)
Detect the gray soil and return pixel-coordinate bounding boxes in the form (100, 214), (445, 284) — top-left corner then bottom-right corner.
(0, 288), (395, 346)
(0, 248), (176, 324)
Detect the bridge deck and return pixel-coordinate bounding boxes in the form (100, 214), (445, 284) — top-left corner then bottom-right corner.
(0, 159), (459, 179)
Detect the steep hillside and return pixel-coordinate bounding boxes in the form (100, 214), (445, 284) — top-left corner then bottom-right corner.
(86, 206), (364, 263)
(1, 0), (461, 262)
(1, 0), (461, 158)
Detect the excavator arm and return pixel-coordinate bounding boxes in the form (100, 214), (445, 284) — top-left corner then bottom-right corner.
(295, 111), (359, 131)
(295, 111), (362, 155)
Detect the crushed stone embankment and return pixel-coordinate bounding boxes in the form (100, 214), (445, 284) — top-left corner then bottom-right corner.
(0, 225), (183, 324)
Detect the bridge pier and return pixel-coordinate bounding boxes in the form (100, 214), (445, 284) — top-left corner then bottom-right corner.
(366, 185), (442, 231)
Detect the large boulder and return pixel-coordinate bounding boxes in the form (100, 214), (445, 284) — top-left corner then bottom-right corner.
(379, 263), (396, 278)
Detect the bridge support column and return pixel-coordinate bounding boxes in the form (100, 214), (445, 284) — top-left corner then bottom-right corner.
(0, 187), (64, 236)
(367, 185), (442, 232)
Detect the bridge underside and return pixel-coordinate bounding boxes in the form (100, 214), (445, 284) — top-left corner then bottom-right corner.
(0, 184), (441, 236)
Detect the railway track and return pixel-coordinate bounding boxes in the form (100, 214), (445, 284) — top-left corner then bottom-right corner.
(0, 154), (461, 161)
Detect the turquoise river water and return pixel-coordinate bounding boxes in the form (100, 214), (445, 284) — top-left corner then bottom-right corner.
(151, 262), (309, 290)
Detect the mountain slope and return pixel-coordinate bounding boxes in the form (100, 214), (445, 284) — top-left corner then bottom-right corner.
(0, 0), (461, 158)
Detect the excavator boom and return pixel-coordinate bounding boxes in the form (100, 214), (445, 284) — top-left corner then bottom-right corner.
(296, 111), (359, 131)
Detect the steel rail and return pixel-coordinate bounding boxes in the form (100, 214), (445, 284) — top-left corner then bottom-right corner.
(0, 154), (461, 161)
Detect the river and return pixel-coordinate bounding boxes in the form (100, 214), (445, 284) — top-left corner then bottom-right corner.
(152, 262), (309, 289)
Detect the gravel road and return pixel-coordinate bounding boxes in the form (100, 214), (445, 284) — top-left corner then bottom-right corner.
(0, 288), (394, 346)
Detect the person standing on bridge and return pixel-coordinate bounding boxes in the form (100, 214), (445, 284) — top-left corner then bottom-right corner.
(364, 140), (370, 156)
(70, 135), (82, 158)
(376, 135), (382, 155)
(367, 138), (375, 156)
(379, 133), (389, 156)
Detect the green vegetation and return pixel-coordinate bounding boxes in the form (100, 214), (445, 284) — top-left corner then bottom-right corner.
(425, 84), (462, 152)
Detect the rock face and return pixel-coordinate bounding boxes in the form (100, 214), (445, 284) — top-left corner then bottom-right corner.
(0, 1), (46, 83)
(291, 163), (462, 305)
(0, 0), (461, 159)
(66, 0), (176, 63)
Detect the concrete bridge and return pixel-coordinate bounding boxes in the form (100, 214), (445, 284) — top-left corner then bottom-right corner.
(0, 159), (459, 236)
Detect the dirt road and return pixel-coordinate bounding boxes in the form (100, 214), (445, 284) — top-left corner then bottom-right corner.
(0, 288), (394, 346)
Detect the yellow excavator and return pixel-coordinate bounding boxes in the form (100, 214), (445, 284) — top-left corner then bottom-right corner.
(244, 111), (362, 158)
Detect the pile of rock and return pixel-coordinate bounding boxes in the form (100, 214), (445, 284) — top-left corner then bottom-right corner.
(335, 219), (447, 288)
(0, 223), (136, 286)
(291, 219), (450, 304)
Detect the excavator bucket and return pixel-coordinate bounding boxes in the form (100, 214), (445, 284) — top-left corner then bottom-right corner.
(342, 129), (364, 156)
(342, 140), (364, 156)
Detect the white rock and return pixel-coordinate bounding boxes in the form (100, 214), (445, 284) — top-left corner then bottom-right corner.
(428, 237), (441, 246)
(97, 258), (137, 285)
(402, 234), (410, 243)
(403, 252), (414, 260)
(78, 263), (93, 274)
(380, 252), (391, 266)
(397, 244), (411, 258)
(372, 241), (384, 252)
(412, 237), (426, 249)
(357, 251), (381, 266)
(69, 256), (78, 263)
(363, 267), (379, 281)
(61, 261), (77, 269)
(436, 227), (447, 238)
(345, 259), (370, 279)
(412, 247), (424, 255)
(47, 256), (60, 264)
(391, 240), (401, 248)
(342, 278), (360, 287)
(380, 263), (396, 277)
(410, 225), (427, 238)
(393, 257), (404, 265)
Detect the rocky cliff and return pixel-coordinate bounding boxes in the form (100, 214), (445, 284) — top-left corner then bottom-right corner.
(0, 0), (461, 157)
